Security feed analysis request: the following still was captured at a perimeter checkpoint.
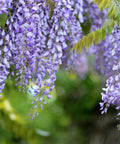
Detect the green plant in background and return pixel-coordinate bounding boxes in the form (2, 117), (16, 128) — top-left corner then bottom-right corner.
(0, 70), (103, 144)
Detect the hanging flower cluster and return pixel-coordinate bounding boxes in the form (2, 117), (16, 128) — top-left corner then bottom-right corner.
(0, 0), (85, 119)
(100, 26), (120, 114)
(83, 1), (120, 116)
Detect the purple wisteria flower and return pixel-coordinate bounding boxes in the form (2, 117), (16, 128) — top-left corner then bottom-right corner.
(0, 0), (85, 119)
(60, 0), (84, 73)
(82, 0), (120, 117)
(0, 27), (10, 97)
(0, 0), (12, 14)
(100, 26), (120, 115)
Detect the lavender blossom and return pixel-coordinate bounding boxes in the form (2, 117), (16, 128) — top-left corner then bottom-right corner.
(2, 0), (85, 118)
(0, 0), (12, 14)
(0, 27), (10, 96)
(100, 26), (120, 114)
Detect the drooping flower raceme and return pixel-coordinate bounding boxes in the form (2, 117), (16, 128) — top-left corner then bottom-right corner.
(7, 0), (60, 118)
(100, 26), (120, 114)
(61, 0), (84, 73)
(0, 0), (85, 119)
(0, 27), (10, 97)
(83, 1), (120, 116)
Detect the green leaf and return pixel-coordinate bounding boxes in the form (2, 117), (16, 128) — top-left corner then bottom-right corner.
(114, 6), (119, 19)
(117, 12), (120, 20)
(102, 19), (115, 29)
(107, 1), (115, 17)
(107, 26), (113, 35)
(92, 0), (111, 10)
(100, 28), (106, 41)
(78, 40), (83, 52)
(94, 30), (100, 45)
(0, 14), (7, 29)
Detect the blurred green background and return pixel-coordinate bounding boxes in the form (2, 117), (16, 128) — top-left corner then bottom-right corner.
(0, 70), (120, 144)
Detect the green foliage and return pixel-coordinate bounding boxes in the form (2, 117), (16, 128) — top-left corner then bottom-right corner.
(90, 0), (111, 10)
(107, 26), (113, 35)
(81, 21), (91, 35)
(0, 14), (7, 29)
(0, 71), (102, 144)
(72, 0), (120, 53)
(71, 27), (107, 52)
(55, 71), (101, 122)
(46, 0), (55, 17)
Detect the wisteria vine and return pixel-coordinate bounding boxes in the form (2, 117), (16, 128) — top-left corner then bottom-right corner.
(0, 0), (120, 120)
